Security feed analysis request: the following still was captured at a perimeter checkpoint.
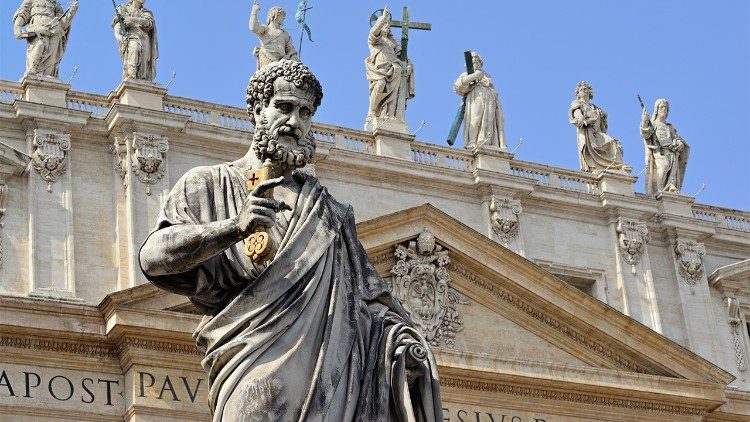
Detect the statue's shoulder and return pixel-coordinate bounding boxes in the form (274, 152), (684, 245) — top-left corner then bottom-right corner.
(295, 170), (353, 221)
(177, 164), (224, 186)
(569, 99), (585, 108)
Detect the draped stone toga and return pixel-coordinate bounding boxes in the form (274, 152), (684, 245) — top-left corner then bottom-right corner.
(568, 99), (623, 172)
(13, 0), (73, 78)
(454, 72), (506, 149)
(141, 163), (442, 422)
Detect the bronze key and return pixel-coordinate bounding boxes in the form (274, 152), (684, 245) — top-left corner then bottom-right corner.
(244, 162), (277, 263)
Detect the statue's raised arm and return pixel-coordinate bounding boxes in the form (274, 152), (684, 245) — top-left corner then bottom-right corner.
(249, 2), (298, 70)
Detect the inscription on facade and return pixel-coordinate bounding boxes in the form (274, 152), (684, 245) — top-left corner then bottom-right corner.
(443, 407), (548, 422)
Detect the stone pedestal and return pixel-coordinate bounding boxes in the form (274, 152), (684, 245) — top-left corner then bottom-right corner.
(598, 170), (636, 196)
(113, 79), (167, 111)
(472, 145), (512, 174)
(658, 191), (695, 218)
(365, 116), (408, 134)
(372, 127), (414, 161)
(21, 75), (70, 108)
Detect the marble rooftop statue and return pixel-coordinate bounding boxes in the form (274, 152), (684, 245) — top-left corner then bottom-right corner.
(139, 59), (443, 422)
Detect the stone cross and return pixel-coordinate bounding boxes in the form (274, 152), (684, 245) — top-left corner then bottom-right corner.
(381, 6), (432, 61)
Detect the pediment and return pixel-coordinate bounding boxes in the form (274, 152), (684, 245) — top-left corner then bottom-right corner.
(357, 204), (734, 385)
(0, 142), (30, 177)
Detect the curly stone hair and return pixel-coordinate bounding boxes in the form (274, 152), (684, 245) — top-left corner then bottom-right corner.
(246, 60), (324, 124)
(575, 81), (593, 100)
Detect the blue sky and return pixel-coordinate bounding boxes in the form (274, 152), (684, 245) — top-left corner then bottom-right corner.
(1, 0), (748, 210)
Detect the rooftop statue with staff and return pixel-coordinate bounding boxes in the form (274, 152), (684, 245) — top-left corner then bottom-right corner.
(13, 0), (79, 79)
(639, 96), (690, 196)
(249, 0), (299, 70)
(112, 0), (158, 81)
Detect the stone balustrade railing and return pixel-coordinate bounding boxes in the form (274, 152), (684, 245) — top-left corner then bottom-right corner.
(692, 205), (750, 233)
(511, 160), (600, 194)
(2, 81), (747, 224)
(0, 81), (23, 105)
(66, 91), (110, 118)
(410, 142), (475, 173)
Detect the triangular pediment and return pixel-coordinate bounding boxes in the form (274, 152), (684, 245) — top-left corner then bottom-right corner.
(0, 142), (30, 177)
(357, 204), (734, 385)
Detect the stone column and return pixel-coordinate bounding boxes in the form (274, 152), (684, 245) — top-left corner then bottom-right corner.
(26, 127), (80, 300)
(610, 216), (661, 332)
(112, 128), (170, 289)
(669, 234), (723, 365)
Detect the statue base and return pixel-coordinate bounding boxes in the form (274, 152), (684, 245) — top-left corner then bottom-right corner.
(365, 116), (408, 134)
(472, 145), (512, 174)
(113, 78), (167, 111)
(21, 75), (70, 108)
(597, 170), (637, 196)
(656, 190), (695, 218)
(373, 126), (415, 160)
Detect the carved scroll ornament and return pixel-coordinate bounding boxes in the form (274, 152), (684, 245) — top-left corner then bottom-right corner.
(32, 130), (70, 192)
(490, 196), (522, 245)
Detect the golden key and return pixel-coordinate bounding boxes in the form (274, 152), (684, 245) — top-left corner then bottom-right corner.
(244, 163), (277, 263)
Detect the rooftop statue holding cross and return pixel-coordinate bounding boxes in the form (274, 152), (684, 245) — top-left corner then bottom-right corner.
(364, 6), (431, 133)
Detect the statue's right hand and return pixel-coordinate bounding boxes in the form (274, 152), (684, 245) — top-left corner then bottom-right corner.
(252, 2), (261, 13)
(234, 177), (290, 236)
(641, 109), (649, 122)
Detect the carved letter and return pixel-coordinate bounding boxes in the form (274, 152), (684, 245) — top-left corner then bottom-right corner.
(138, 371), (155, 397)
(457, 410), (468, 422)
(181, 376), (203, 403)
(158, 375), (180, 401)
(97, 379), (120, 406)
(48, 375), (74, 401)
(389, 230), (468, 347)
(81, 378), (95, 404)
(0, 370), (15, 397)
(23, 371), (40, 398)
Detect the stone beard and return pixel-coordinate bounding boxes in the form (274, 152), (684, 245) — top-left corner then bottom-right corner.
(140, 60), (443, 422)
(251, 114), (316, 168)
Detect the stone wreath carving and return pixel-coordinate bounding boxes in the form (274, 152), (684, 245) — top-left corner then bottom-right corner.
(616, 218), (650, 270)
(389, 230), (468, 348)
(675, 239), (706, 289)
(490, 196), (522, 245)
(122, 132), (169, 195)
(32, 130), (70, 192)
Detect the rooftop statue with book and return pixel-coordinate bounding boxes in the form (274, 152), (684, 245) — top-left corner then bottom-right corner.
(13, 0), (79, 79)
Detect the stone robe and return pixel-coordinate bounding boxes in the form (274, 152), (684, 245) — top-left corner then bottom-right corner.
(568, 99), (624, 172)
(13, 0), (74, 78)
(365, 28), (414, 120)
(454, 72), (506, 149)
(642, 120), (690, 196)
(141, 163), (442, 422)
(113, 4), (158, 81)
(251, 26), (298, 70)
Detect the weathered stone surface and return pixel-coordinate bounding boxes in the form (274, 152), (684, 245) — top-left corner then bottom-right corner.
(139, 60), (443, 421)
(113, 0), (158, 81)
(249, 2), (298, 70)
(454, 52), (506, 150)
(641, 98), (690, 195)
(13, 0), (78, 79)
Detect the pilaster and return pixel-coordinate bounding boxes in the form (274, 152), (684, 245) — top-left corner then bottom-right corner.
(668, 232), (723, 366)
(26, 126), (80, 301)
(0, 143), (31, 272)
(111, 125), (170, 289)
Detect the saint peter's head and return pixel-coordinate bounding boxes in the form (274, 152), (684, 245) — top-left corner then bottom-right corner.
(246, 60), (323, 169)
